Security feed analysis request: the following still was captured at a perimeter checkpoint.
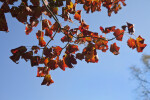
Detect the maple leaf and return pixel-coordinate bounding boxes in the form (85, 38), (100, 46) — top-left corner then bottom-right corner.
(42, 19), (51, 30)
(0, 11), (9, 32)
(21, 51), (33, 62)
(58, 59), (68, 71)
(37, 67), (50, 77)
(127, 22), (134, 34)
(30, 17), (39, 27)
(74, 10), (81, 21)
(113, 29), (124, 41)
(45, 28), (53, 39)
(51, 22), (61, 32)
(64, 54), (77, 68)
(65, 44), (79, 54)
(110, 43), (120, 55)
(127, 38), (136, 49)
(100, 26), (116, 34)
(10, 46), (27, 63)
(76, 53), (84, 60)
(94, 36), (108, 52)
(83, 43), (98, 63)
(25, 24), (33, 35)
(53, 46), (62, 56)
(36, 30), (44, 39)
(30, 56), (40, 67)
(39, 37), (46, 47)
(47, 60), (58, 70)
(135, 35), (147, 52)
(41, 75), (54, 86)
(61, 35), (72, 43)
(43, 47), (53, 58)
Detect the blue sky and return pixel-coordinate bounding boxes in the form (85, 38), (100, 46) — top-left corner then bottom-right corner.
(0, 0), (150, 100)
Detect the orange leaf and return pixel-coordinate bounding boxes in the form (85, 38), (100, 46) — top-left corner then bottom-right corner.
(41, 75), (54, 86)
(25, 24), (33, 35)
(37, 67), (50, 77)
(127, 38), (136, 49)
(135, 35), (147, 52)
(113, 29), (124, 41)
(110, 43), (120, 55)
(39, 37), (46, 47)
(74, 10), (81, 21)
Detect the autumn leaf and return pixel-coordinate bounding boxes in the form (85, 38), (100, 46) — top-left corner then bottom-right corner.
(45, 28), (53, 39)
(110, 43), (120, 55)
(65, 44), (79, 54)
(135, 35), (147, 52)
(10, 46), (27, 63)
(42, 19), (51, 30)
(21, 51), (33, 61)
(30, 56), (40, 67)
(64, 54), (77, 68)
(74, 10), (81, 21)
(36, 30), (44, 39)
(47, 60), (58, 70)
(94, 36), (108, 52)
(53, 46), (62, 56)
(39, 37), (46, 47)
(113, 29), (124, 41)
(58, 59), (68, 71)
(25, 24), (33, 35)
(127, 38), (136, 49)
(76, 53), (84, 60)
(127, 22), (134, 34)
(41, 75), (54, 86)
(37, 67), (50, 77)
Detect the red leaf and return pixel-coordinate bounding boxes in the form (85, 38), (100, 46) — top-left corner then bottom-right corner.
(30, 17), (39, 27)
(37, 67), (50, 77)
(10, 46), (27, 63)
(74, 10), (81, 21)
(25, 24), (33, 35)
(53, 46), (62, 56)
(41, 75), (54, 86)
(21, 51), (33, 62)
(76, 53), (84, 60)
(43, 47), (53, 58)
(36, 30), (44, 39)
(127, 38), (136, 49)
(45, 28), (53, 39)
(42, 19), (51, 30)
(58, 59), (68, 71)
(65, 44), (79, 54)
(113, 29), (124, 41)
(127, 22), (134, 34)
(110, 43), (120, 55)
(39, 37), (46, 47)
(95, 36), (108, 52)
(47, 60), (58, 70)
(135, 35), (147, 52)
(30, 56), (40, 67)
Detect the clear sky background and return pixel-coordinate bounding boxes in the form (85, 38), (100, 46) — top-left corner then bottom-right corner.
(0, 0), (150, 100)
